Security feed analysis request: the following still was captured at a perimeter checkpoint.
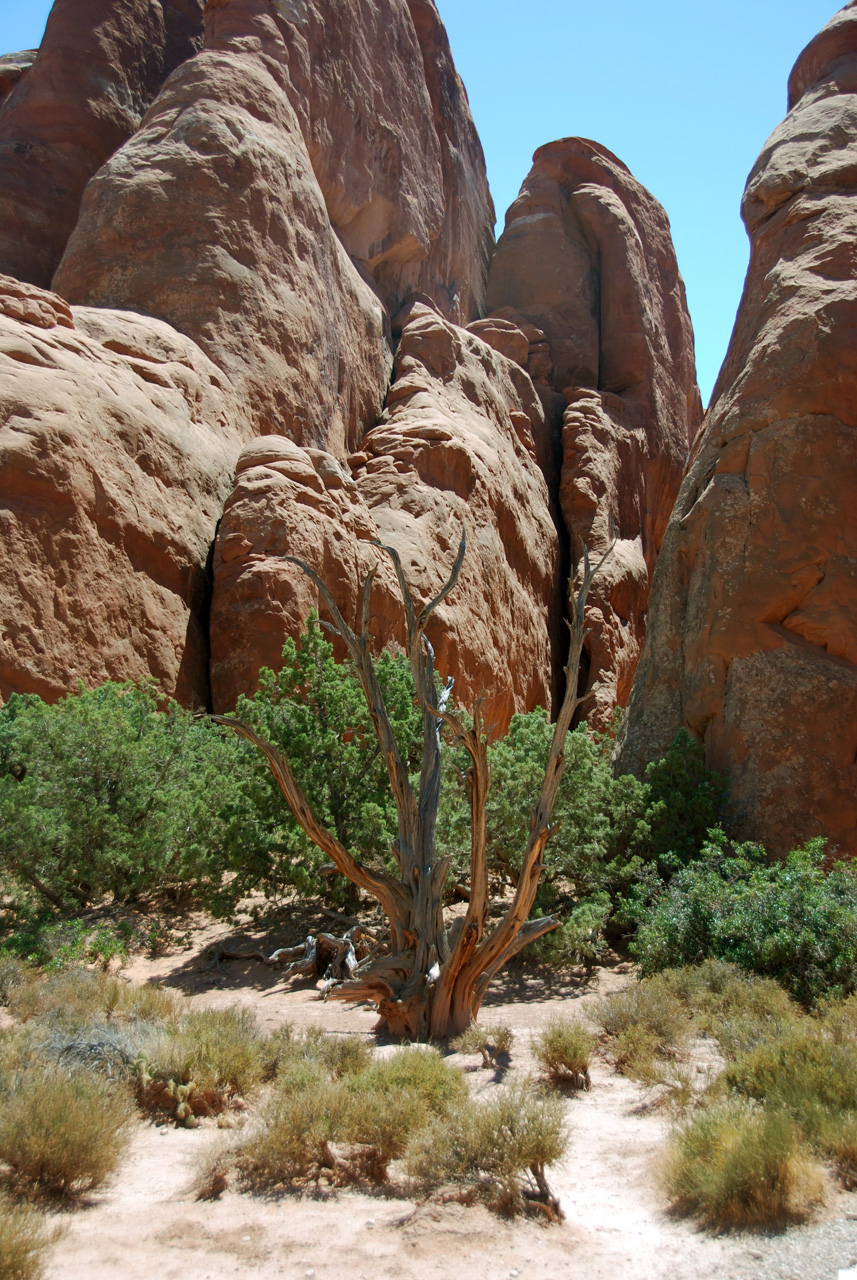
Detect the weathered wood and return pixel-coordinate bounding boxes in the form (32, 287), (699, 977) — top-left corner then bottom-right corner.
(213, 535), (612, 1039)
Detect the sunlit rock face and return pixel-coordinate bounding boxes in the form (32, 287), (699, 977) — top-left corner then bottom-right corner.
(487, 138), (702, 728)
(617, 2), (857, 857)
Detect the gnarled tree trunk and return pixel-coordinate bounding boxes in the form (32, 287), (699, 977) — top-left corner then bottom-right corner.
(213, 533), (609, 1040)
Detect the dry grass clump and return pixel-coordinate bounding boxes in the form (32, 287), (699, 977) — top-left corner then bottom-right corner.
(243, 1042), (466, 1189)
(0, 1194), (56, 1280)
(266, 1026), (372, 1080)
(595, 977), (688, 1052)
(8, 969), (125, 1028)
(118, 983), (180, 1026)
(532, 1017), (594, 1088)
(0, 1067), (135, 1198)
(405, 1075), (567, 1218)
(0, 958), (30, 1007)
(451, 1024), (514, 1069)
(661, 1098), (824, 1228)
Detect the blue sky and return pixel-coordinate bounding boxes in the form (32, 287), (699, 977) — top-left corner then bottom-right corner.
(0, 0), (840, 402)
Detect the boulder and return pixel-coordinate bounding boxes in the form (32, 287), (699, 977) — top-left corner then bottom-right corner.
(487, 139), (702, 727)
(616, 2), (857, 857)
(0, 0), (204, 288)
(210, 309), (561, 727)
(0, 275), (241, 707)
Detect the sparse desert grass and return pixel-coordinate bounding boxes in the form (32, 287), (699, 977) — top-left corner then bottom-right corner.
(724, 1022), (857, 1176)
(0, 1067), (135, 1198)
(451, 1023), (514, 1068)
(267, 1026), (372, 1080)
(532, 1017), (594, 1087)
(0, 1193), (56, 1280)
(243, 1042), (467, 1188)
(8, 969), (125, 1028)
(0, 958), (30, 1007)
(149, 1005), (266, 1098)
(118, 983), (181, 1026)
(595, 976), (689, 1053)
(661, 1097), (824, 1228)
(405, 1074), (568, 1216)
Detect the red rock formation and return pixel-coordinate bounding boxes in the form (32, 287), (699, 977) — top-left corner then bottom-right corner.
(0, 0), (203, 289)
(0, 51), (36, 110)
(210, 308), (561, 727)
(54, 0), (494, 458)
(486, 140), (702, 727)
(0, 275), (242, 707)
(617, 2), (857, 857)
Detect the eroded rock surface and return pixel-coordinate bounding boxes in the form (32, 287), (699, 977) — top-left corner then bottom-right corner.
(487, 139), (701, 726)
(0, 275), (242, 706)
(0, 0), (204, 289)
(210, 309), (561, 727)
(0, 50), (36, 110)
(54, 0), (494, 458)
(617, 2), (857, 857)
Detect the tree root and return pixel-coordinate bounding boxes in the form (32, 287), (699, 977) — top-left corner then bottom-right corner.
(209, 925), (380, 987)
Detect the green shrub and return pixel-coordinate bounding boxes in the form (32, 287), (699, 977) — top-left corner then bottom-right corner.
(661, 1098), (824, 1227)
(405, 1075), (567, 1215)
(725, 1024), (857, 1147)
(227, 617), (422, 908)
(632, 832), (857, 1006)
(0, 1068), (134, 1197)
(0, 1194), (56, 1280)
(0, 683), (259, 913)
(532, 1018), (594, 1085)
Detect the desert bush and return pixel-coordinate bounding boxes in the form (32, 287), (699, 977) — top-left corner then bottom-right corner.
(0, 1194), (56, 1280)
(652, 960), (800, 1059)
(405, 1075), (567, 1215)
(724, 1024), (857, 1150)
(532, 1018), (594, 1086)
(0, 1067), (134, 1197)
(8, 969), (124, 1028)
(595, 977), (689, 1054)
(244, 1044), (466, 1188)
(118, 983), (181, 1026)
(452, 1024), (514, 1068)
(661, 1097), (824, 1227)
(632, 833), (857, 1005)
(149, 1005), (266, 1100)
(0, 957), (29, 1007)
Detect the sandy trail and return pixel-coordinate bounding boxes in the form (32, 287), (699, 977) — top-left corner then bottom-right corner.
(36, 934), (857, 1280)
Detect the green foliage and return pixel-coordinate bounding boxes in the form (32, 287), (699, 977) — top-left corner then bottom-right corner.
(224, 616), (421, 907)
(0, 1067), (135, 1198)
(439, 712), (725, 962)
(0, 683), (251, 914)
(631, 831), (857, 1005)
(661, 1098), (824, 1228)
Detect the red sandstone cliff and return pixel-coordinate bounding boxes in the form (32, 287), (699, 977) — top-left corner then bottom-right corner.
(617, 2), (857, 857)
(485, 139), (702, 727)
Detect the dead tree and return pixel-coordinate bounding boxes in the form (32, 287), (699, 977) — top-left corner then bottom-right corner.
(213, 534), (610, 1041)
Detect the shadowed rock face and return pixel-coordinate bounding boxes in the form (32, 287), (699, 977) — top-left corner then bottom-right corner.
(0, 51), (36, 110)
(486, 139), (702, 727)
(210, 308), (561, 727)
(0, 276), (242, 707)
(0, 0), (204, 289)
(616, 1), (857, 857)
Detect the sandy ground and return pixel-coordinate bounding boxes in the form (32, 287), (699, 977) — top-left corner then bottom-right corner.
(33, 918), (857, 1280)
